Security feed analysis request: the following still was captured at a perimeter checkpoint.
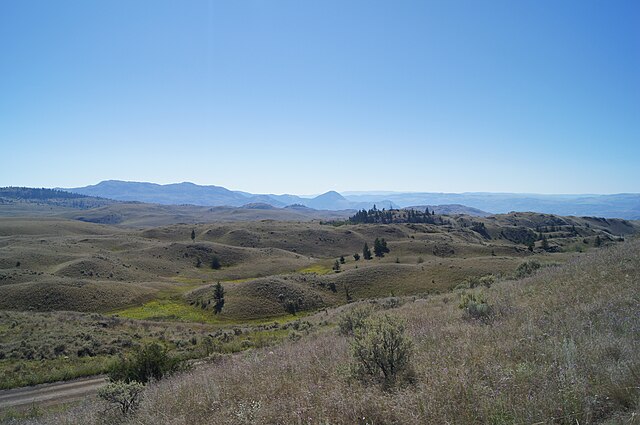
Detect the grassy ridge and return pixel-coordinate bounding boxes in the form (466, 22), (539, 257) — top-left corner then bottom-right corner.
(1, 214), (633, 315)
(39, 239), (640, 424)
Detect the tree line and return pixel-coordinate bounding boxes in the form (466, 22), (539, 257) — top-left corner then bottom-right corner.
(349, 205), (437, 224)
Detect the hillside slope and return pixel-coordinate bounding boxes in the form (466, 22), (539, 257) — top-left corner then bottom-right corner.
(33, 238), (640, 424)
(1, 213), (636, 318)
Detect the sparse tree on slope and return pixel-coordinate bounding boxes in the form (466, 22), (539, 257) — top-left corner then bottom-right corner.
(541, 236), (550, 251)
(381, 238), (389, 253)
(374, 238), (384, 257)
(333, 259), (341, 272)
(363, 243), (372, 260)
(213, 282), (225, 314)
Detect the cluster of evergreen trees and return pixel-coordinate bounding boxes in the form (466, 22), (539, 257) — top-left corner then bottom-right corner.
(0, 187), (89, 200)
(359, 238), (390, 260)
(0, 187), (113, 210)
(348, 206), (437, 224)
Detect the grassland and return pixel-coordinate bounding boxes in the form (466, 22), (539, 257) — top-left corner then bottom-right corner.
(29, 238), (640, 425)
(0, 309), (317, 392)
(0, 211), (637, 402)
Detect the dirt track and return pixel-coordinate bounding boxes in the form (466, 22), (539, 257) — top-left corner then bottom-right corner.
(0, 376), (107, 411)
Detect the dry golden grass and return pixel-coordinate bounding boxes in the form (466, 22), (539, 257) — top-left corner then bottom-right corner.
(1, 212), (637, 412)
(28, 239), (640, 424)
(0, 213), (632, 318)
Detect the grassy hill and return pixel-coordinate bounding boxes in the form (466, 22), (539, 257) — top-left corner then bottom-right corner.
(26, 236), (640, 424)
(0, 212), (637, 407)
(1, 213), (636, 318)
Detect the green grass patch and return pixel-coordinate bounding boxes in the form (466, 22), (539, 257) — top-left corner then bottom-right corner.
(0, 356), (109, 390)
(223, 277), (256, 283)
(112, 299), (220, 324)
(171, 276), (208, 285)
(299, 264), (333, 275)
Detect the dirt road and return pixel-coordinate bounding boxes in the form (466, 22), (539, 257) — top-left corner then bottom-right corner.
(0, 376), (107, 411)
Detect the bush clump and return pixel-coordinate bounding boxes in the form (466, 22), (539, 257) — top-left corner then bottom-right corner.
(458, 292), (492, 321)
(338, 304), (374, 336)
(456, 274), (496, 290)
(515, 260), (541, 279)
(98, 380), (145, 415)
(349, 314), (414, 388)
(108, 342), (180, 383)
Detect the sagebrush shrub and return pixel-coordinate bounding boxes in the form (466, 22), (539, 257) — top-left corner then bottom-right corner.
(108, 342), (180, 383)
(349, 314), (414, 388)
(458, 292), (492, 321)
(515, 260), (541, 279)
(338, 304), (374, 336)
(98, 380), (144, 415)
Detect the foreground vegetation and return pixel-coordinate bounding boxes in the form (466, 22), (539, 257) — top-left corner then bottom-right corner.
(0, 310), (314, 390)
(19, 239), (639, 424)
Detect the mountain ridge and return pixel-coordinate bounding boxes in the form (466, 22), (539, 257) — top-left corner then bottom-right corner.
(60, 180), (640, 219)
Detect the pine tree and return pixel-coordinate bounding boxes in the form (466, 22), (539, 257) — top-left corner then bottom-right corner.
(381, 238), (390, 253)
(374, 238), (384, 257)
(541, 236), (550, 251)
(190, 229), (195, 242)
(363, 243), (372, 260)
(333, 259), (341, 272)
(353, 253), (360, 261)
(213, 282), (225, 314)
(211, 256), (221, 270)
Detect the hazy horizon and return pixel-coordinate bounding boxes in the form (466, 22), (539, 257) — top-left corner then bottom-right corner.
(2, 1), (638, 194)
(56, 179), (640, 197)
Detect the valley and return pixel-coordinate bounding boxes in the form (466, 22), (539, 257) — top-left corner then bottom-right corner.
(1, 200), (636, 408)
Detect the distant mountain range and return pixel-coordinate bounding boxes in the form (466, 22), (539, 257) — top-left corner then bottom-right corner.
(65, 181), (398, 211)
(62, 181), (640, 219)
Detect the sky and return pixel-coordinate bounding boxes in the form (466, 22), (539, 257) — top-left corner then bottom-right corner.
(1, 0), (638, 195)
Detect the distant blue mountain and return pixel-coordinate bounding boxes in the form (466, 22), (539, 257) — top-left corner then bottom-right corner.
(67, 180), (271, 207)
(344, 192), (640, 219)
(64, 181), (640, 219)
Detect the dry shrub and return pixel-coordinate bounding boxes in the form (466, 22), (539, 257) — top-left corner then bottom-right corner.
(349, 314), (414, 388)
(337, 303), (374, 336)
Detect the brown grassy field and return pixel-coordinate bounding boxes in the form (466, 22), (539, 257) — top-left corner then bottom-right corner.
(1, 213), (632, 319)
(18, 236), (640, 424)
(0, 212), (637, 404)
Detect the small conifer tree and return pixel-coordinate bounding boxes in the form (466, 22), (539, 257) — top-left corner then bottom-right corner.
(363, 243), (372, 260)
(213, 282), (225, 314)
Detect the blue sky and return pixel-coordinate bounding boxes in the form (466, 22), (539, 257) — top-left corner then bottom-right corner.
(1, 0), (638, 194)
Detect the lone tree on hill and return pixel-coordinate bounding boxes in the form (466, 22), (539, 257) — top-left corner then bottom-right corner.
(363, 243), (372, 260)
(333, 259), (341, 272)
(191, 229), (195, 242)
(211, 256), (221, 270)
(213, 282), (225, 314)
(340, 255), (346, 264)
(541, 236), (550, 251)
(595, 235), (602, 247)
(374, 238), (390, 257)
(353, 253), (360, 261)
